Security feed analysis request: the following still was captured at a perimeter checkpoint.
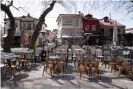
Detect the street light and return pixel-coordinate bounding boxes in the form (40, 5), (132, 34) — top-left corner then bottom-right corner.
(40, 30), (46, 51)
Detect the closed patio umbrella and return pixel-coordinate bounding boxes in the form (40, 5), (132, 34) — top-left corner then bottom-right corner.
(113, 20), (118, 47)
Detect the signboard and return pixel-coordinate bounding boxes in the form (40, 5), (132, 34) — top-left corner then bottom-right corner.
(24, 33), (29, 45)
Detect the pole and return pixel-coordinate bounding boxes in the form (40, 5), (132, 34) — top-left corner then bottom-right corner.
(4, 4), (6, 34)
(43, 35), (44, 51)
(21, 30), (24, 48)
(109, 13), (111, 20)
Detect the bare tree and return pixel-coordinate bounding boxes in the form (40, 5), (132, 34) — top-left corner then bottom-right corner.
(29, 1), (56, 49)
(1, 1), (15, 52)
(29, 0), (75, 49)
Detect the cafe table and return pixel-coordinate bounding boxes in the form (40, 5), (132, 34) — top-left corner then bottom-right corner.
(119, 56), (133, 61)
(49, 55), (60, 60)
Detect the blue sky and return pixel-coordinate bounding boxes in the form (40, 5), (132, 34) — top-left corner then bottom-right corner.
(0, 0), (133, 30)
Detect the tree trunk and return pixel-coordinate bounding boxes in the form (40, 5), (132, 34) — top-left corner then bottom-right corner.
(29, 1), (56, 49)
(1, 3), (15, 52)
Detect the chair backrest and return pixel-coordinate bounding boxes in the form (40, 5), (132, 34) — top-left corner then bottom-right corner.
(103, 45), (109, 50)
(90, 47), (96, 54)
(122, 60), (129, 66)
(103, 50), (110, 56)
(122, 50), (130, 56)
(95, 50), (103, 56)
(84, 59), (89, 67)
(107, 56), (112, 61)
(35, 48), (41, 56)
(86, 54), (93, 61)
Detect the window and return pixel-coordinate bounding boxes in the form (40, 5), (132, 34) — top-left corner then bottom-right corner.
(23, 24), (26, 29)
(63, 18), (72, 26)
(76, 19), (78, 26)
(85, 25), (89, 31)
(92, 25), (96, 31)
(104, 29), (110, 36)
(28, 23), (31, 30)
(57, 18), (61, 27)
(15, 22), (18, 27)
(118, 29), (120, 34)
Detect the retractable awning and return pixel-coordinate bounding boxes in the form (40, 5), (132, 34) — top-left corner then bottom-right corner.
(61, 34), (83, 38)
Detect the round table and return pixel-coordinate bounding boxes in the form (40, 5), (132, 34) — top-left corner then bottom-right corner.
(49, 56), (60, 60)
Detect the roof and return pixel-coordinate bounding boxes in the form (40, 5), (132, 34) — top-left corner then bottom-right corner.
(56, 14), (81, 22)
(5, 14), (38, 20)
(99, 19), (125, 28)
(83, 17), (99, 20)
(126, 28), (133, 31)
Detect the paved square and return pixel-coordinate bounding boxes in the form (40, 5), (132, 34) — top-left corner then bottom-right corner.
(1, 63), (133, 89)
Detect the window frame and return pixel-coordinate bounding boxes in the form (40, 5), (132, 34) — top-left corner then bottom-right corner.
(92, 25), (96, 31)
(85, 25), (89, 31)
(63, 18), (73, 26)
(28, 23), (31, 30)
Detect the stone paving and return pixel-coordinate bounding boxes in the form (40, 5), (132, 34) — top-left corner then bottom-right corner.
(1, 62), (133, 89)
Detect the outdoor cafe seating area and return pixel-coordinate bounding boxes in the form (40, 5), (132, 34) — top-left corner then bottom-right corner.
(1, 44), (133, 89)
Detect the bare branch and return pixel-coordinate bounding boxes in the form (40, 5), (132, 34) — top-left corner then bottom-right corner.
(7, 0), (13, 8)
(0, 0), (4, 2)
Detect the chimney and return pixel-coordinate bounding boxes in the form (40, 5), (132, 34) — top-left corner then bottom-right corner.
(78, 11), (81, 15)
(103, 16), (109, 22)
(27, 14), (30, 17)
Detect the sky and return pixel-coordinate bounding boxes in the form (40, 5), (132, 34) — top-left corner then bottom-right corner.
(0, 0), (133, 30)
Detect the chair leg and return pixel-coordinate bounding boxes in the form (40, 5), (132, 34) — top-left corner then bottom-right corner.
(50, 67), (52, 77)
(80, 72), (82, 79)
(18, 67), (21, 75)
(42, 66), (45, 76)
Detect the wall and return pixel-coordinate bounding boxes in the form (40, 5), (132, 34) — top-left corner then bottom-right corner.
(83, 19), (99, 33)
(15, 20), (20, 32)
(57, 16), (82, 37)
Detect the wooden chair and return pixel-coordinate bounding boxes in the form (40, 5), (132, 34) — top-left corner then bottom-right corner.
(18, 54), (28, 69)
(84, 59), (93, 79)
(77, 59), (92, 79)
(115, 60), (129, 76)
(5, 59), (21, 77)
(108, 55), (119, 72)
(26, 53), (34, 66)
(77, 60), (85, 79)
(54, 59), (65, 76)
(42, 57), (53, 76)
(91, 61), (101, 77)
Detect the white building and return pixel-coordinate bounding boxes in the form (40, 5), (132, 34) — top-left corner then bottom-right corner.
(56, 13), (83, 45)
(125, 28), (133, 33)
(5, 14), (47, 47)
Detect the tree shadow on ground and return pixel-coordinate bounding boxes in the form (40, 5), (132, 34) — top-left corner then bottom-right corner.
(1, 74), (29, 89)
(66, 63), (74, 74)
(22, 63), (42, 72)
(87, 76), (127, 89)
(51, 74), (77, 86)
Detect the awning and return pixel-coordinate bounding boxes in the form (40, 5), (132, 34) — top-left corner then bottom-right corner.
(84, 33), (92, 35)
(61, 34), (83, 38)
(2, 34), (7, 38)
(91, 35), (100, 36)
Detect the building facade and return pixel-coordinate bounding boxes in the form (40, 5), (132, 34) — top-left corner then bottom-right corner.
(99, 16), (125, 45)
(56, 13), (83, 45)
(125, 28), (133, 33)
(83, 14), (100, 45)
(5, 14), (47, 47)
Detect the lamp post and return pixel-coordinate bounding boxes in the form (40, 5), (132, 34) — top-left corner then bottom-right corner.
(21, 29), (24, 48)
(40, 30), (46, 51)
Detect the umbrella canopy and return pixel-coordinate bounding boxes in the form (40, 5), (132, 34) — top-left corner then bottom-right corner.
(113, 20), (118, 46)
